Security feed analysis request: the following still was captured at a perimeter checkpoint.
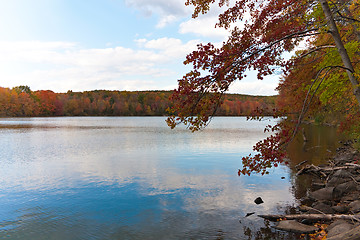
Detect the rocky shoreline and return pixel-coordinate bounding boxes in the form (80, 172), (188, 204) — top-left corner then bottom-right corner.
(260, 141), (360, 239)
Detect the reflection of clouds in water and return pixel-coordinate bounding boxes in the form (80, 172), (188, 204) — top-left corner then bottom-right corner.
(0, 143), (294, 215)
(0, 117), (294, 237)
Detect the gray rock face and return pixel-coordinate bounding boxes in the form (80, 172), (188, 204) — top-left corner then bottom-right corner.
(309, 187), (334, 201)
(341, 192), (360, 202)
(327, 220), (355, 239)
(310, 202), (335, 214)
(332, 204), (350, 214)
(327, 170), (353, 187)
(327, 224), (360, 240)
(333, 181), (357, 200)
(273, 220), (318, 234)
(349, 200), (360, 213)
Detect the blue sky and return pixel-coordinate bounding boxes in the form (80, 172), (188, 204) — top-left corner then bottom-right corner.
(0, 0), (279, 95)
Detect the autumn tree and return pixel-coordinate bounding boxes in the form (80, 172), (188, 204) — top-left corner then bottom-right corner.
(166, 0), (360, 175)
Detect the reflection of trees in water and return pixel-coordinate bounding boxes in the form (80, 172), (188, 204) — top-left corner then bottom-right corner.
(287, 124), (346, 167)
(286, 124), (347, 201)
(236, 124), (348, 240)
(242, 219), (300, 240)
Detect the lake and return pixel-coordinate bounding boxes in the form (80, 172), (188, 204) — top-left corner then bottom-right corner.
(0, 117), (345, 239)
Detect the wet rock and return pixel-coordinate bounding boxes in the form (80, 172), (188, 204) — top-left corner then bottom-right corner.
(349, 200), (360, 213)
(254, 197), (263, 205)
(327, 220), (354, 239)
(308, 187), (334, 201)
(333, 181), (357, 200)
(273, 220), (318, 234)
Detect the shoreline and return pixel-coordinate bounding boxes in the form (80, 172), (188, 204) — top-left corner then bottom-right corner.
(260, 141), (360, 239)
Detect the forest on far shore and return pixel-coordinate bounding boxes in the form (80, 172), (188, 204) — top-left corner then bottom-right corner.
(0, 86), (276, 117)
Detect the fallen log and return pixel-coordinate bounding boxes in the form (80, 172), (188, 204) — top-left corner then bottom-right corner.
(296, 164), (327, 177)
(296, 164), (360, 176)
(258, 214), (360, 222)
(295, 160), (308, 170)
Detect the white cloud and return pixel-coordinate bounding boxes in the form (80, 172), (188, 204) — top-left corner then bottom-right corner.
(179, 16), (230, 40)
(228, 78), (279, 96)
(140, 37), (199, 58)
(0, 38), (279, 95)
(124, 0), (191, 28)
(0, 39), (199, 92)
(156, 14), (177, 28)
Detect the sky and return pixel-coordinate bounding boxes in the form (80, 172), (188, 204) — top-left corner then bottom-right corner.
(0, 0), (280, 95)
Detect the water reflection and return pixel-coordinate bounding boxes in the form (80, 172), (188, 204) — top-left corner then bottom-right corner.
(286, 124), (347, 202)
(0, 117), (344, 239)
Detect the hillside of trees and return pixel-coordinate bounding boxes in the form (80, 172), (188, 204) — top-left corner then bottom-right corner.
(0, 86), (276, 117)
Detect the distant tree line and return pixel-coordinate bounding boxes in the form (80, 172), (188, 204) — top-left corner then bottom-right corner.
(0, 86), (276, 117)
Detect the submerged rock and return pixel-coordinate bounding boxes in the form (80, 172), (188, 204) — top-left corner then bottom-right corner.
(245, 212), (255, 217)
(254, 197), (264, 205)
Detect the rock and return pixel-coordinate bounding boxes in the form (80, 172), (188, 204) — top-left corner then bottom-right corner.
(327, 224), (360, 240)
(273, 220), (318, 234)
(333, 181), (357, 200)
(245, 212), (255, 217)
(254, 197), (264, 205)
(327, 220), (354, 239)
(312, 182), (326, 190)
(332, 204), (350, 214)
(340, 192), (360, 203)
(327, 220), (350, 231)
(310, 202), (335, 214)
(327, 170), (352, 187)
(349, 200), (360, 213)
(333, 169), (352, 178)
(341, 192), (360, 203)
(327, 177), (351, 187)
(308, 187), (334, 201)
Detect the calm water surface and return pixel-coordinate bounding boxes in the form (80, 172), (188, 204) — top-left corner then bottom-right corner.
(0, 117), (344, 239)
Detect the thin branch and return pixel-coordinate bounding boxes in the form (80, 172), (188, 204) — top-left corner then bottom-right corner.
(233, 27), (322, 68)
(288, 65), (348, 143)
(298, 45), (336, 59)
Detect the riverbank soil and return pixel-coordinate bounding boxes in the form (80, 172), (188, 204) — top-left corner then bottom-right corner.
(260, 141), (360, 239)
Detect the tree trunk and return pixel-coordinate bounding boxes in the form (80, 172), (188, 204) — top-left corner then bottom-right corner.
(319, 0), (360, 107)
